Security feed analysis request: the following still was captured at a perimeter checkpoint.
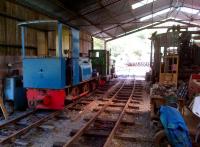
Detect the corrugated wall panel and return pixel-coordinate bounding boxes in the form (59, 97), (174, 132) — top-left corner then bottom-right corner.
(0, 1), (49, 95)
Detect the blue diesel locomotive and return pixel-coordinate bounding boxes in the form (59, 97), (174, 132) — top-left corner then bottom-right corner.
(18, 20), (98, 110)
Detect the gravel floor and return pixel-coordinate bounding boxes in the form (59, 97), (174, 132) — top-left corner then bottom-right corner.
(2, 80), (154, 147)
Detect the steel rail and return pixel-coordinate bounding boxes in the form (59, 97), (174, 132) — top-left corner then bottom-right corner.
(0, 93), (95, 144)
(0, 110), (35, 129)
(63, 80), (127, 147)
(0, 92), (88, 132)
(68, 81), (122, 122)
(0, 102), (75, 144)
(103, 80), (137, 147)
(0, 81), (119, 144)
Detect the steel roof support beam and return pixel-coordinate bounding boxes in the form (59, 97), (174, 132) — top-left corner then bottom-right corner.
(105, 18), (171, 42)
(105, 17), (200, 42)
(94, 0), (175, 37)
(173, 19), (200, 28)
(13, 0), (200, 39)
(53, 1), (115, 38)
(68, 0), (122, 22)
(97, 0), (126, 34)
(78, 14), (115, 38)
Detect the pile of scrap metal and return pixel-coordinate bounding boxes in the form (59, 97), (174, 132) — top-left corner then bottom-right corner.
(150, 83), (178, 118)
(150, 79), (200, 147)
(150, 25), (200, 84)
(150, 74), (199, 106)
(150, 82), (188, 120)
(150, 83), (177, 98)
(153, 96), (200, 147)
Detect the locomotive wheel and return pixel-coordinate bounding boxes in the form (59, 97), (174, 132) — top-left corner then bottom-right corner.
(83, 83), (89, 92)
(28, 100), (37, 108)
(154, 130), (170, 147)
(71, 87), (79, 97)
(28, 100), (33, 108)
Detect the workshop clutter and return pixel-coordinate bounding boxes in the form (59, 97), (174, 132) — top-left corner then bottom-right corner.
(150, 83), (177, 98)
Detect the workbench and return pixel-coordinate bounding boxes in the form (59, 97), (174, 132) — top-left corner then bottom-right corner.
(150, 95), (185, 116)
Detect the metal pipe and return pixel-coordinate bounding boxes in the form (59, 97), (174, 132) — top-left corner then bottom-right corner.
(21, 26), (25, 58)
(58, 22), (62, 58)
(150, 40), (153, 67)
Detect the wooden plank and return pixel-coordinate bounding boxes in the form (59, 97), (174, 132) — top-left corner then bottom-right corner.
(128, 105), (140, 110)
(99, 103), (125, 107)
(125, 109), (142, 115)
(131, 101), (141, 104)
(0, 0), (5, 12)
(115, 133), (152, 142)
(14, 139), (30, 146)
(84, 117), (135, 125)
(68, 107), (82, 111)
(62, 27), (70, 56)
(37, 31), (48, 56)
(0, 17), (6, 44)
(77, 101), (91, 105)
(93, 108), (121, 113)
(80, 30), (92, 55)
(134, 92), (143, 95)
(0, 97), (8, 120)
(132, 98), (143, 101)
(70, 129), (110, 137)
(112, 99), (127, 103)
(0, 1), (50, 56)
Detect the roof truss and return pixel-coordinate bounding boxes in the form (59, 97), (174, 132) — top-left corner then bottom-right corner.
(13, 0), (200, 40)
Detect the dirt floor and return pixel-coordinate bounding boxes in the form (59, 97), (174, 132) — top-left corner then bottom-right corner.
(184, 107), (200, 139)
(110, 88), (153, 147)
(1, 81), (155, 147)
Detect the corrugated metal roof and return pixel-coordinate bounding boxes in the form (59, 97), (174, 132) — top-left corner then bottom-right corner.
(16, 0), (200, 41)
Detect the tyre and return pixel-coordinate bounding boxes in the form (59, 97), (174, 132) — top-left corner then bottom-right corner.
(154, 130), (170, 147)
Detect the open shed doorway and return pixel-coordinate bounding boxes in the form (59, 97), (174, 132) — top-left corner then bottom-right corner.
(107, 29), (166, 79)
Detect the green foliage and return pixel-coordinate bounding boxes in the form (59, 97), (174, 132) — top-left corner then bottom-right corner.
(93, 37), (104, 49)
(133, 50), (142, 58)
(137, 33), (146, 40)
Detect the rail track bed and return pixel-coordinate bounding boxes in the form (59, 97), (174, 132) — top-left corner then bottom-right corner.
(60, 79), (153, 147)
(0, 78), (152, 147)
(0, 79), (119, 146)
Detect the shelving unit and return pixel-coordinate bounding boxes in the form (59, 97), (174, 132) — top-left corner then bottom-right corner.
(159, 54), (179, 86)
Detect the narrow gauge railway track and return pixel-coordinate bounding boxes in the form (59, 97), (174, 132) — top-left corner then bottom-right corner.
(0, 80), (119, 145)
(63, 79), (145, 147)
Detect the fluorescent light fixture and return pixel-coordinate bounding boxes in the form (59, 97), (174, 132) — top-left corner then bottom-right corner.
(179, 7), (199, 14)
(140, 8), (172, 21)
(132, 0), (157, 9)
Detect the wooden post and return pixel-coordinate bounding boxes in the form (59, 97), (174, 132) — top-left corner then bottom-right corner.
(0, 97), (8, 120)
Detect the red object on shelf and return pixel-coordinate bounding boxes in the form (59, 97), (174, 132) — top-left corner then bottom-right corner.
(188, 74), (200, 98)
(191, 74), (200, 80)
(27, 89), (65, 110)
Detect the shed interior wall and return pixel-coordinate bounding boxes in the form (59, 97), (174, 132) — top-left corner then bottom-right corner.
(0, 0), (92, 94)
